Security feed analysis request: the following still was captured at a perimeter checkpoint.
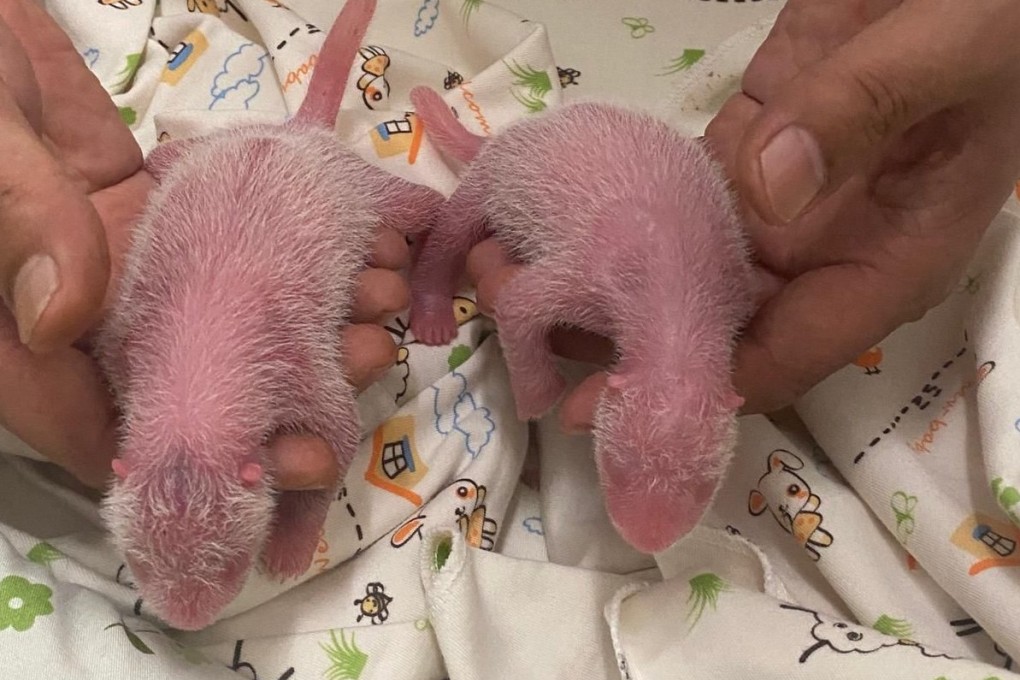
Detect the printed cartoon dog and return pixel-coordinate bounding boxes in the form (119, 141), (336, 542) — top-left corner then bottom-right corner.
(748, 449), (833, 560)
(391, 478), (497, 550)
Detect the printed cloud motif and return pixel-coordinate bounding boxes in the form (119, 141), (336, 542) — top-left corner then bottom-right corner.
(209, 43), (268, 110)
(414, 0), (440, 36)
(432, 371), (495, 458)
(82, 47), (100, 69)
(522, 517), (544, 535)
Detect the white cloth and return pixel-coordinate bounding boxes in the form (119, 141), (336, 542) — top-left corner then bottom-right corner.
(2, 1), (1020, 678)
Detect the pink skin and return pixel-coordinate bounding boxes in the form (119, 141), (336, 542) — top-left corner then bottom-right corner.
(409, 87), (756, 553)
(94, 0), (443, 630)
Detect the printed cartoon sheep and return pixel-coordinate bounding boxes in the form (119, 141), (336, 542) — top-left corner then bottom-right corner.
(780, 604), (953, 663)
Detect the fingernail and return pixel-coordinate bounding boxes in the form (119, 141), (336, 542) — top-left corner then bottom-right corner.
(12, 255), (59, 346)
(759, 126), (826, 223)
(291, 482), (329, 491)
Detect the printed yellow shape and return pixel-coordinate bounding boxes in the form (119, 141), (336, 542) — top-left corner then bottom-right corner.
(370, 113), (423, 164)
(792, 512), (821, 546)
(452, 296), (478, 325)
(852, 346), (883, 375)
(161, 30), (210, 86)
(950, 513), (1020, 575)
(365, 416), (427, 505)
(459, 505), (489, 548)
(391, 516), (425, 546)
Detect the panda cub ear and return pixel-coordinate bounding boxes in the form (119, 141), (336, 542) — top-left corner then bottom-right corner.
(145, 136), (198, 182)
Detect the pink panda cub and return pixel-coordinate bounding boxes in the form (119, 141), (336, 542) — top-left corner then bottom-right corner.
(95, 0), (442, 630)
(408, 87), (757, 554)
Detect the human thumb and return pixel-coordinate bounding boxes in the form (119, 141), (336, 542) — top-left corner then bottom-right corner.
(736, 0), (1013, 225)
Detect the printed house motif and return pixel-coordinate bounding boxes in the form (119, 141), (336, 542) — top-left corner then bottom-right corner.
(371, 112), (423, 163)
(950, 513), (1020, 575)
(161, 30), (209, 85)
(365, 416), (427, 505)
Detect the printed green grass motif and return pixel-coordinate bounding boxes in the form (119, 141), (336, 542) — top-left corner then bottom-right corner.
(686, 572), (726, 628)
(105, 618), (208, 664)
(621, 17), (655, 39)
(106, 620), (155, 654)
(435, 536), (453, 569)
(113, 53), (143, 90)
(873, 614), (913, 639)
(119, 107), (138, 126)
(27, 542), (62, 565)
(511, 89), (547, 114)
(174, 643), (208, 665)
(661, 49), (706, 75)
(992, 477), (1020, 524)
(448, 345), (472, 371)
(890, 491), (917, 543)
(460, 0), (482, 24)
(505, 61), (552, 98)
(322, 629), (368, 680)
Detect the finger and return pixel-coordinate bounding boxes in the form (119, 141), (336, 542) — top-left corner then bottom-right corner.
(475, 264), (522, 317)
(733, 263), (924, 413)
(272, 324), (400, 491)
(750, 265), (788, 308)
(92, 171), (156, 317)
(0, 320), (117, 488)
(708, 93), (872, 274)
(351, 268), (409, 323)
(558, 373), (607, 434)
(739, 0), (901, 103)
(0, 95), (109, 351)
(0, 0), (141, 189)
(341, 323), (398, 392)
(0, 15), (42, 132)
(705, 93), (761, 179)
(736, 0), (1020, 224)
(368, 227), (410, 270)
(466, 239), (512, 288)
(268, 434), (339, 491)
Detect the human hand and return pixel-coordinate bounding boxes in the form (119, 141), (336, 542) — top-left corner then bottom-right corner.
(468, 0), (1020, 427)
(709, 0), (1020, 412)
(0, 0), (407, 489)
